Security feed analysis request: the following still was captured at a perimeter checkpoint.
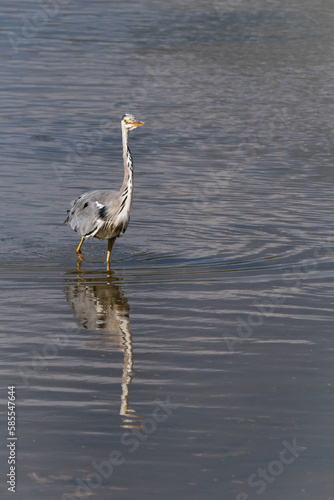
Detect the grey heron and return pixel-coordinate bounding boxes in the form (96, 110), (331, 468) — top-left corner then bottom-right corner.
(65, 114), (144, 265)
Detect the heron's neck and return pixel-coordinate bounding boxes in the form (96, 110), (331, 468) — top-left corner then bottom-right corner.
(120, 124), (133, 200)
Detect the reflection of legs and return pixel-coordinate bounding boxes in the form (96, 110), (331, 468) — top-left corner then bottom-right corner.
(76, 237), (85, 261)
(106, 237), (116, 266)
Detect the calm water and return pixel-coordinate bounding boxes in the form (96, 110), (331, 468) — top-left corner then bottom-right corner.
(1, 1), (334, 499)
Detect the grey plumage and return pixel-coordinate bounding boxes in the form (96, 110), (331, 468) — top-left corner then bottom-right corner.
(64, 114), (144, 264)
(65, 190), (127, 239)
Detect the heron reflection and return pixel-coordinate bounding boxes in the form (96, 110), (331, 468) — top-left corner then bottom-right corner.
(65, 268), (141, 427)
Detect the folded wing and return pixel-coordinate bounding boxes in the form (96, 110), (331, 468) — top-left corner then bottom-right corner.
(64, 190), (118, 238)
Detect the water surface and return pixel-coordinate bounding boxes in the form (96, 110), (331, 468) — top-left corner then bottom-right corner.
(1, 1), (334, 499)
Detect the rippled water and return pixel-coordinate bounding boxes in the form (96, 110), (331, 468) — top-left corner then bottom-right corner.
(1, 1), (334, 499)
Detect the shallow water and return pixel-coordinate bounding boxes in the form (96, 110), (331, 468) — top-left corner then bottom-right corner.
(1, 1), (334, 499)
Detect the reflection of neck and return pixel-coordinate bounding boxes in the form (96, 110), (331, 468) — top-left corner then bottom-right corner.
(119, 315), (134, 417)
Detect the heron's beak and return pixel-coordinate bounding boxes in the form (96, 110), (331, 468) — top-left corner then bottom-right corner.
(133, 121), (144, 127)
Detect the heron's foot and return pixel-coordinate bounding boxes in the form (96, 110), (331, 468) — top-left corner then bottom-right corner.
(76, 251), (85, 262)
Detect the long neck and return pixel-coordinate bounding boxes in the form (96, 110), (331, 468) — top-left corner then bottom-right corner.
(120, 124), (133, 202)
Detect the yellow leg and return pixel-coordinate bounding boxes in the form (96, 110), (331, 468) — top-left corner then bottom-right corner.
(106, 237), (116, 266)
(76, 237), (85, 261)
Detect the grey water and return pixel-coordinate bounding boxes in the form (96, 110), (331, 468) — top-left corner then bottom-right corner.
(1, 0), (334, 499)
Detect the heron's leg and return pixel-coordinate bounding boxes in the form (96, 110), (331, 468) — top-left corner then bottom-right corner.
(76, 237), (85, 261)
(106, 237), (116, 266)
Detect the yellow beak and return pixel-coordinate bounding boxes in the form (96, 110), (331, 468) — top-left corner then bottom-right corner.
(133, 121), (145, 127)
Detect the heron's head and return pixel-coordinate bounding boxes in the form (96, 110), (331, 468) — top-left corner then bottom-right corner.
(121, 113), (145, 131)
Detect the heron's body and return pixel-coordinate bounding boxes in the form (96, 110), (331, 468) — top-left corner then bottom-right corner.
(64, 114), (144, 264)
